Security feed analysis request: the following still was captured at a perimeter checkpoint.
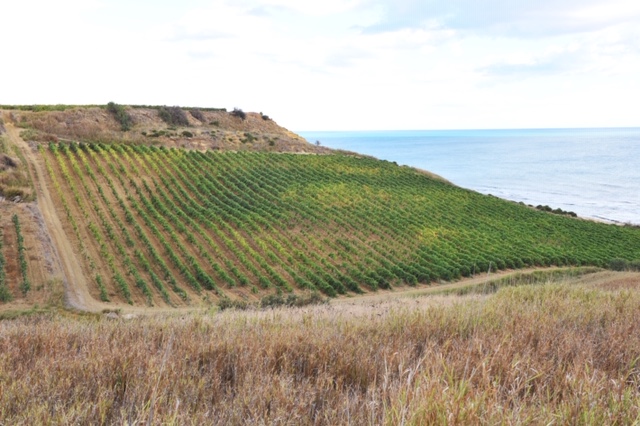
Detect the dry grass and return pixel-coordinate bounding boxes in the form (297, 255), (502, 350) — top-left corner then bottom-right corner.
(3, 106), (328, 153)
(1, 278), (640, 424)
(0, 136), (33, 201)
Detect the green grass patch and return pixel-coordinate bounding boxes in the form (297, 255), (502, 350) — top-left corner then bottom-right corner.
(432, 267), (603, 297)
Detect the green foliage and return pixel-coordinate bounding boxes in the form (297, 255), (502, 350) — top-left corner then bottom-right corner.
(0, 226), (11, 302)
(96, 274), (109, 302)
(0, 104), (100, 112)
(218, 297), (249, 311)
(158, 106), (190, 127)
(106, 102), (133, 131)
(536, 204), (577, 217)
(240, 132), (256, 143)
(260, 291), (327, 308)
(12, 214), (30, 295)
(181, 131), (194, 138)
(42, 142), (640, 305)
(439, 267), (602, 296)
(609, 258), (640, 272)
(129, 105), (227, 112)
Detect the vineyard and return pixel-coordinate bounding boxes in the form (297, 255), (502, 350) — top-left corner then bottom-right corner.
(27, 141), (640, 306)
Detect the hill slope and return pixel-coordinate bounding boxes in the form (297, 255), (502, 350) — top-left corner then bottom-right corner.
(1, 106), (640, 310)
(24, 142), (640, 307)
(2, 104), (329, 153)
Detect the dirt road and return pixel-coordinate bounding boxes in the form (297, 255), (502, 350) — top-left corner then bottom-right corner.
(4, 123), (99, 311)
(331, 267), (564, 305)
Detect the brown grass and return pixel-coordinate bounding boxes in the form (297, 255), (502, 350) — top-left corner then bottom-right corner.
(3, 106), (329, 154)
(0, 135), (34, 202)
(1, 278), (640, 424)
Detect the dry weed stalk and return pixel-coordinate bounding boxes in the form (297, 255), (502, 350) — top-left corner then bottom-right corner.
(0, 283), (639, 424)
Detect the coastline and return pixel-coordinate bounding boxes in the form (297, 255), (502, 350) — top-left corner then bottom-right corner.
(299, 128), (640, 227)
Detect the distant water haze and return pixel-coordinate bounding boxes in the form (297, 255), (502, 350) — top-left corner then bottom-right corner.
(299, 128), (640, 225)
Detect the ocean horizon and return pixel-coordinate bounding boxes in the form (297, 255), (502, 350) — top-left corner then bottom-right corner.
(298, 128), (640, 225)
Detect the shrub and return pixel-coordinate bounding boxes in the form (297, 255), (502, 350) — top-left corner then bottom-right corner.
(106, 102), (133, 131)
(158, 106), (190, 127)
(241, 132), (256, 143)
(181, 131), (194, 138)
(218, 297), (249, 311)
(210, 120), (220, 127)
(231, 108), (246, 120)
(260, 112), (270, 121)
(260, 292), (327, 309)
(609, 258), (640, 272)
(608, 258), (628, 271)
(189, 109), (205, 122)
(536, 204), (577, 217)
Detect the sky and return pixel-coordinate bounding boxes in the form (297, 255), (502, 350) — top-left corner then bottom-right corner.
(2, 0), (640, 131)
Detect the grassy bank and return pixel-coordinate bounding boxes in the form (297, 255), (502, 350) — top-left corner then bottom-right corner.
(1, 274), (640, 424)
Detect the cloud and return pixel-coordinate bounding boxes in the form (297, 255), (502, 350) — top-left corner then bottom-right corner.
(480, 48), (588, 78)
(324, 48), (372, 68)
(170, 28), (233, 42)
(254, 0), (364, 16)
(363, 0), (640, 37)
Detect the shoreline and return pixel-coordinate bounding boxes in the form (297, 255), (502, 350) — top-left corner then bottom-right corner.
(299, 129), (640, 228)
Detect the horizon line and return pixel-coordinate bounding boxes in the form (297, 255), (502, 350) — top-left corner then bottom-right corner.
(297, 126), (640, 133)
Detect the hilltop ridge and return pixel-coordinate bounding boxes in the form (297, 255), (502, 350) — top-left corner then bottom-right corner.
(0, 104), (330, 153)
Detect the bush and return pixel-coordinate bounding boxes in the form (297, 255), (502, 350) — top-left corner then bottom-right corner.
(158, 106), (190, 127)
(260, 112), (270, 121)
(261, 292), (327, 309)
(218, 297), (249, 311)
(536, 204), (577, 217)
(609, 258), (628, 271)
(181, 131), (194, 138)
(241, 132), (256, 143)
(231, 108), (246, 120)
(106, 102), (133, 131)
(189, 109), (205, 122)
(609, 258), (640, 272)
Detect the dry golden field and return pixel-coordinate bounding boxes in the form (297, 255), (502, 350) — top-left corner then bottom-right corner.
(1, 270), (640, 424)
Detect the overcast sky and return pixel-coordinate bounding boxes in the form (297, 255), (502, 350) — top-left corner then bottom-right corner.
(2, 0), (640, 130)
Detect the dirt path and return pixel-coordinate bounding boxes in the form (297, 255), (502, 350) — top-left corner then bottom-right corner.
(332, 267), (563, 305)
(4, 123), (100, 311)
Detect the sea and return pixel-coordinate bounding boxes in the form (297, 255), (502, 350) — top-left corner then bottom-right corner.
(298, 128), (640, 225)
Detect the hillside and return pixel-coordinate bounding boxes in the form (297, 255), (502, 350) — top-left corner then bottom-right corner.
(1, 104), (330, 153)
(1, 105), (640, 310)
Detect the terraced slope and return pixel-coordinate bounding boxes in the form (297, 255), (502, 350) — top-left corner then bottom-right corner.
(28, 141), (640, 307)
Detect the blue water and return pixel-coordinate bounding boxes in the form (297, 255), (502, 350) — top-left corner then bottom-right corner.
(299, 128), (640, 225)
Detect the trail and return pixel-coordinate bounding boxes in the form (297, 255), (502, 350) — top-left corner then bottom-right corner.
(4, 123), (98, 311)
(332, 267), (564, 305)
